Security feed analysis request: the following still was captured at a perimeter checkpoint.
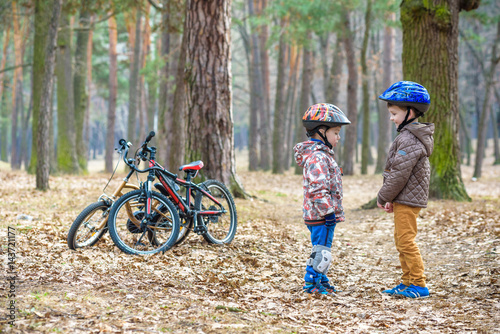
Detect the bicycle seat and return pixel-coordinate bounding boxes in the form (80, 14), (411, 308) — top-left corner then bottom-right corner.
(179, 160), (204, 172)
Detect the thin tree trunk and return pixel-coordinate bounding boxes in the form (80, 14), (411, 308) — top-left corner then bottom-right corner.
(11, 2), (24, 170)
(257, 0), (271, 170)
(0, 29), (10, 162)
(294, 41), (313, 175)
(342, 9), (358, 176)
(56, 14), (79, 174)
(272, 19), (287, 174)
(158, 0), (171, 165)
(105, 15), (118, 173)
(491, 107), (500, 165)
(325, 39), (343, 103)
(473, 21), (500, 178)
(128, 8), (142, 145)
(375, 12), (395, 174)
(37, 0), (62, 190)
(284, 46), (300, 169)
(73, 5), (91, 172)
(85, 15), (94, 157)
(361, 0), (372, 175)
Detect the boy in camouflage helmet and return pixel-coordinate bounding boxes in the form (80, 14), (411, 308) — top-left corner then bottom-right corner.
(293, 103), (350, 295)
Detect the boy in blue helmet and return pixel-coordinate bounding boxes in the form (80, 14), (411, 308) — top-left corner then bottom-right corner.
(377, 81), (434, 298)
(293, 103), (351, 295)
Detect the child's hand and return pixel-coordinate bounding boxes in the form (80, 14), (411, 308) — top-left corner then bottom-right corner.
(377, 201), (385, 210)
(385, 202), (394, 213)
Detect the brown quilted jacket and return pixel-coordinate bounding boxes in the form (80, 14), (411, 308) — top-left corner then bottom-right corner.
(377, 123), (434, 208)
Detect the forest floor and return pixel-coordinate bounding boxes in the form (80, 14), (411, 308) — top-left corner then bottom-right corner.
(0, 152), (499, 333)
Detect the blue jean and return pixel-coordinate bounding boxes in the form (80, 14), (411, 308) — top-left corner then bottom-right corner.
(304, 223), (336, 283)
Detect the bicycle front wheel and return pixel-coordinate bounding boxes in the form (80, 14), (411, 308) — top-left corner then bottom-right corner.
(195, 180), (237, 244)
(108, 190), (180, 255)
(67, 201), (110, 250)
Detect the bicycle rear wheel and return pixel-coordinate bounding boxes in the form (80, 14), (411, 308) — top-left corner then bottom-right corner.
(194, 180), (237, 244)
(108, 190), (180, 255)
(67, 201), (110, 250)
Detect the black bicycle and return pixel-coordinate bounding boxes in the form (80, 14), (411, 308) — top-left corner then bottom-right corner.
(107, 132), (237, 255)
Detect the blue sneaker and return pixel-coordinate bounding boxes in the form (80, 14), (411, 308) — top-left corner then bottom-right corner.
(382, 283), (408, 295)
(303, 282), (330, 295)
(396, 284), (429, 298)
(321, 281), (338, 293)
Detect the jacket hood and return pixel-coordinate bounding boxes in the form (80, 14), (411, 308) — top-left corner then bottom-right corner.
(293, 141), (334, 167)
(404, 123), (434, 156)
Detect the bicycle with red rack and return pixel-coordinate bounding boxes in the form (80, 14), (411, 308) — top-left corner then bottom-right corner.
(107, 131), (237, 255)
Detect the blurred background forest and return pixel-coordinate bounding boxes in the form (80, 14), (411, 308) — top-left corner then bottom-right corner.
(0, 0), (498, 194)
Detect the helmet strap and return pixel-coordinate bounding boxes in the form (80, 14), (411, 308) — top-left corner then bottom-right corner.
(397, 107), (417, 133)
(317, 128), (333, 149)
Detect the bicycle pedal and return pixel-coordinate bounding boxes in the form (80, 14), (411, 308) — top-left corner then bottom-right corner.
(194, 226), (207, 235)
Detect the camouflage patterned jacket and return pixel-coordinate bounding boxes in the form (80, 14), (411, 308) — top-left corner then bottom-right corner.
(293, 140), (345, 225)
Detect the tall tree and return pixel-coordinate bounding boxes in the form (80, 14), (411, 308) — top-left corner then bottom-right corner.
(127, 7), (142, 145)
(473, 21), (500, 178)
(73, 3), (92, 172)
(375, 12), (395, 174)
(342, 9), (358, 176)
(183, 0), (243, 195)
(105, 15), (118, 173)
(56, 13), (79, 174)
(400, 0), (480, 200)
(37, 0), (63, 190)
(360, 0), (373, 175)
(0, 28), (10, 162)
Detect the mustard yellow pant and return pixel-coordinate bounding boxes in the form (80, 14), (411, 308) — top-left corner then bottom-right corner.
(393, 203), (426, 287)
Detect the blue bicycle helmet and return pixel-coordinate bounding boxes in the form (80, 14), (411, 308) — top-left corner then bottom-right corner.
(378, 81), (430, 115)
(379, 81), (431, 132)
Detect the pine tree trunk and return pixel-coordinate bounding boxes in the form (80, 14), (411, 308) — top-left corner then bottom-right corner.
(257, 0), (271, 170)
(491, 107), (500, 165)
(375, 13), (395, 174)
(361, 0), (372, 175)
(0, 29), (10, 162)
(473, 21), (500, 178)
(400, 0), (479, 200)
(183, 0), (242, 194)
(342, 9), (358, 176)
(29, 0), (53, 173)
(272, 20), (287, 175)
(158, 0), (171, 166)
(325, 39), (343, 103)
(128, 8), (142, 145)
(11, 2), (24, 170)
(284, 46), (300, 169)
(105, 15), (118, 173)
(73, 5), (91, 173)
(84, 16), (94, 160)
(37, 0), (63, 190)
(294, 42), (313, 175)
(56, 14), (79, 174)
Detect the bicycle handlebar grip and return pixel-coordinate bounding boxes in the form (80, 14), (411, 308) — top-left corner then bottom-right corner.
(145, 131), (155, 143)
(119, 139), (127, 146)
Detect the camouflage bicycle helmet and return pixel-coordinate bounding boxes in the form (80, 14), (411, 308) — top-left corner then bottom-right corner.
(378, 81), (431, 115)
(302, 103), (351, 130)
(302, 103), (350, 149)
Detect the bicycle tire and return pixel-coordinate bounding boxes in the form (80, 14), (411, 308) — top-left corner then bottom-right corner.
(174, 218), (193, 246)
(67, 201), (110, 250)
(108, 190), (180, 255)
(194, 180), (237, 244)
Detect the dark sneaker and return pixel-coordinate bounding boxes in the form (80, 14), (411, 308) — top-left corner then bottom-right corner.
(396, 284), (429, 298)
(321, 281), (339, 293)
(303, 282), (331, 295)
(382, 283), (408, 295)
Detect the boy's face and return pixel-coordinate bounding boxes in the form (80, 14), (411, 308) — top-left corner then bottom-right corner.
(388, 105), (415, 128)
(324, 126), (342, 147)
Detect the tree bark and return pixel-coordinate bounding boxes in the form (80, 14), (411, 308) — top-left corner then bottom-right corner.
(284, 46), (300, 169)
(37, 0), (63, 190)
(342, 9), (358, 176)
(11, 2), (24, 170)
(257, 0), (271, 170)
(294, 42), (313, 175)
(375, 12), (395, 174)
(73, 5), (91, 173)
(361, 0), (372, 175)
(325, 39), (344, 104)
(272, 19), (287, 175)
(56, 13), (80, 174)
(128, 8), (142, 145)
(473, 21), (500, 178)
(183, 0), (244, 196)
(105, 15), (118, 173)
(400, 0), (479, 200)
(0, 28), (10, 162)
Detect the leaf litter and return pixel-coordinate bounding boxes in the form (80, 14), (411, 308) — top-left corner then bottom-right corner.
(0, 163), (499, 333)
